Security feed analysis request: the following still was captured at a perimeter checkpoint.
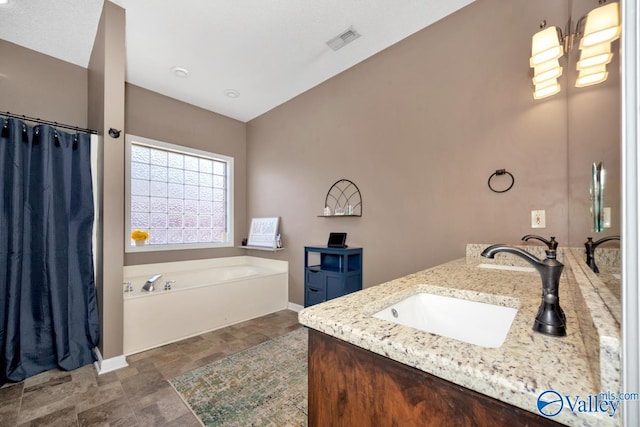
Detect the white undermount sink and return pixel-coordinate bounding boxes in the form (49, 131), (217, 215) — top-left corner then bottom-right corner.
(373, 293), (518, 348)
(477, 263), (536, 273)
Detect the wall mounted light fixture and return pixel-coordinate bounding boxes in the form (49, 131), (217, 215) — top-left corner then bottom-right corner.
(530, 26), (564, 99)
(580, 2), (622, 48)
(529, 1), (621, 100)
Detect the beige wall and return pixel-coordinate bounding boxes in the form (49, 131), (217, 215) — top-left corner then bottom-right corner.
(246, 0), (576, 305)
(0, 39), (88, 127)
(1, 18), (247, 358)
(88, 0), (126, 359)
(0, 0), (621, 346)
(124, 84), (247, 266)
(245, 0), (621, 306)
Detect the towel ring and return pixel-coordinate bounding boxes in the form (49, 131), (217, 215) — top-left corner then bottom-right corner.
(488, 169), (514, 193)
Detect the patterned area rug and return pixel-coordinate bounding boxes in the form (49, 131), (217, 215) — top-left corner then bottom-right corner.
(170, 328), (308, 426)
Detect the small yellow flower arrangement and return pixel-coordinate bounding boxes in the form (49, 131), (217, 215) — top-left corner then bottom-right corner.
(131, 229), (149, 244)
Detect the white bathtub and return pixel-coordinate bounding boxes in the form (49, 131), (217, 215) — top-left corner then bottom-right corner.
(123, 256), (288, 355)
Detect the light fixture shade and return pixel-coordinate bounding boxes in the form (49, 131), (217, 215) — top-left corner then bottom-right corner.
(534, 79), (561, 99)
(576, 65), (608, 87)
(533, 59), (563, 85)
(577, 43), (613, 70)
(530, 27), (564, 67)
(580, 2), (621, 48)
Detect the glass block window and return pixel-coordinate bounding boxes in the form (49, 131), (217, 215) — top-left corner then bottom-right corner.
(125, 135), (233, 252)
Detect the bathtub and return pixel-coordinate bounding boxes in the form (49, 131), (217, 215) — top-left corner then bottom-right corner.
(123, 256), (288, 355)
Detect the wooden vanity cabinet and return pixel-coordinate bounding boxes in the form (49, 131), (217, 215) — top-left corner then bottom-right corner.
(308, 329), (562, 427)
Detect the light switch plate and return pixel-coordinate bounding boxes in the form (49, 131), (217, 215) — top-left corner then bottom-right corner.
(531, 210), (546, 228)
(603, 207), (612, 228)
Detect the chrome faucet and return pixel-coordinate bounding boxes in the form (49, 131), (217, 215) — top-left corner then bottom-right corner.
(584, 236), (620, 273)
(521, 235), (558, 250)
(142, 274), (162, 292)
(481, 245), (566, 337)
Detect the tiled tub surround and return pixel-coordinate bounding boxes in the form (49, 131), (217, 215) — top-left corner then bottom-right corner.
(299, 247), (621, 427)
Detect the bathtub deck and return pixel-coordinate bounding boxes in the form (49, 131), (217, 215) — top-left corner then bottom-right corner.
(123, 256), (289, 355)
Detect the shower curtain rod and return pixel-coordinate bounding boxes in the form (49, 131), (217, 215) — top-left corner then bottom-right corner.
(1, 111), (98, 135)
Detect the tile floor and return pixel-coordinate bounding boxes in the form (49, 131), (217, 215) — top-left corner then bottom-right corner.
(0, 309), (302, 426)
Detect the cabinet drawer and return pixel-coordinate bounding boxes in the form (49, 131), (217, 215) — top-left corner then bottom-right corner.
(306, 286), (326, 306)
(306, 268), (325, 287)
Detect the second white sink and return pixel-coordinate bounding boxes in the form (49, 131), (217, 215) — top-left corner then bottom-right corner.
(373, 293), (518, 348)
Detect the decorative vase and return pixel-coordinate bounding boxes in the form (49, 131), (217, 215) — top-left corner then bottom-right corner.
(134, 240), (146, 246)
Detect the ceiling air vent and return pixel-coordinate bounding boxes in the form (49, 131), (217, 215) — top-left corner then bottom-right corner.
(326, 26), (361, 51)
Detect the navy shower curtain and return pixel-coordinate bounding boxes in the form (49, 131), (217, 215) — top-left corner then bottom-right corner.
(0, 118), (100, 385)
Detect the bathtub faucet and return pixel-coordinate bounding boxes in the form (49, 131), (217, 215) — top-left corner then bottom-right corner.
(481, 245), (566, 337)
(142, 274), (162, 292)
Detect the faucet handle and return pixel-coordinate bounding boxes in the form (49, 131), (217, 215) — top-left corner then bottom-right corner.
(164, 280), (176, 290)
(123, 281), (133, 293)
(522, 235), (558, 250)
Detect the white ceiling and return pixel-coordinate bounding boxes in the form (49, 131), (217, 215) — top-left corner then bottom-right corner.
(0, 0), (475, 122)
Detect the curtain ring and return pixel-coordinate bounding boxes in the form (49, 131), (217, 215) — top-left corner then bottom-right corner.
(21, 124), (28, 143)
(488, 169), (515, 193)
(1, 119), (8, 138)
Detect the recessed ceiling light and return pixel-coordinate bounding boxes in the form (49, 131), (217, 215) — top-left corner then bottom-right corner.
(171, 66), (190, 78)
(0, 0), (9, 5)
(224, 89), (240, 98)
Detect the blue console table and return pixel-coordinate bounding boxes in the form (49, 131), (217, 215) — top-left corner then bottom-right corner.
(304, 246), (363, 307)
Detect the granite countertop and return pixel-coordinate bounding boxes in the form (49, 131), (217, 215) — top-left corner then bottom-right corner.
(299, 246), (621, 427)
(595, 268), (621, 302)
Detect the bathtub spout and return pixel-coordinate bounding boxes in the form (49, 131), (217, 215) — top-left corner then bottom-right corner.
(142, 274), (162, 292)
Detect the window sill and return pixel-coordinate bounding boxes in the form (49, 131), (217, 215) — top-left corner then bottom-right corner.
(125, 242), (234, 253)
(237, 246), (285, 252)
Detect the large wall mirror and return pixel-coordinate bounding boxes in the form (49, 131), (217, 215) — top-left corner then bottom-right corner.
(566, 0), (622, 307)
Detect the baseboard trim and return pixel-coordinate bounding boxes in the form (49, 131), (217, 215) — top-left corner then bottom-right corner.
(288, 302), (304, 312)
(93, 347), (128, 375)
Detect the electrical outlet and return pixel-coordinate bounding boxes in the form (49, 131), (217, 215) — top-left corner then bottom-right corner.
(531, 210), (546, 228)
(603, 207), (612, 228)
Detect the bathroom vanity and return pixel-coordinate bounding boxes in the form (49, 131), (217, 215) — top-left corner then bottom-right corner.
(298, 245), (620, 427)
(308, 329), (560, 426)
